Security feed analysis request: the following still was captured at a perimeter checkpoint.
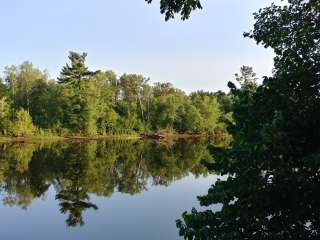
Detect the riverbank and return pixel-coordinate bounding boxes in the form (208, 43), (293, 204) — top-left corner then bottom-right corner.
(0, 133), (208, 143)
(140, 133), (206, 140)
(0, 135), (66, 143)
(0, 135), (139, 143)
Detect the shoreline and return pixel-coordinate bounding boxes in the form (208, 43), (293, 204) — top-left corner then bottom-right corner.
(0, 133), (207, 143)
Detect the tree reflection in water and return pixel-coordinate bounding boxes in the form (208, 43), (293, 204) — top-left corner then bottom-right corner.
(0, 139), (212, 227)
(177, 145), (320, 239)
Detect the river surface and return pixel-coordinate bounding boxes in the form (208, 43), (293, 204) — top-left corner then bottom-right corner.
(0, 139), (218, 240)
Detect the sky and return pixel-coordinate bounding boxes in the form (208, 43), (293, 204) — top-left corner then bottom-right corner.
(0, 0), (280, 93)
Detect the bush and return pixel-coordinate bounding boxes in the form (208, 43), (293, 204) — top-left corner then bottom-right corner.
(8, 108), (36, 137)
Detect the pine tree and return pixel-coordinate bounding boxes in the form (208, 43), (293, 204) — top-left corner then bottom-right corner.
(58, 52), (99, 135)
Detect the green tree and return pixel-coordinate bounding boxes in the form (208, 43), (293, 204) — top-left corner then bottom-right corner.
(153, 82), (176, 97)
(9, 108), (36, 137)
(116, 74), (149, 132)
(58, 52), (96, 86)
(92, 71), (119, 134)
(0, 77), (7, 97)
(177, 1), (320, 239)
(145, 0), (202, 20)
(4, 62), (48, 114)
(176, 103), (204, 133)
(190, 91), (222, 132)
(212, 91), (233, 114)
(28, 79), (64, 130)
(0, 96), (10, 135)
(58, 52), (99, 135)
(150, 90), (187, 132)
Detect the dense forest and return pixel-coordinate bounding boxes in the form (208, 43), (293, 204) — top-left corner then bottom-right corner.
(0, 52), (233, 137)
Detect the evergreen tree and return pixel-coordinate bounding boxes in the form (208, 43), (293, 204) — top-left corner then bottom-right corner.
(58, 52), (99, 135)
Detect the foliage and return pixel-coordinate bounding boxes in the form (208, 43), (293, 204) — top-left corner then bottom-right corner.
(145, 0), (202, 20)
(177, 1), (320, 239)
(0, 96), (10, 135)
(4, 62), (48, 115)
(8, 108), (36, 137)
(0, 52), (230, 137)
(58, 52), (100, 135)
(190, 92), (222, 132)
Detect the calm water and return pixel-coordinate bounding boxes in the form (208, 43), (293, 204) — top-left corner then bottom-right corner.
(0, 139), (218, 240)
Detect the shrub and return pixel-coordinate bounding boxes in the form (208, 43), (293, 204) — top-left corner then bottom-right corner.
(9, 108), (36, 137)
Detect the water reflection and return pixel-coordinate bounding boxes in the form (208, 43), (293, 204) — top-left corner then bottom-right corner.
(0, 139), (212, 227)
(177, 145), (320, 239)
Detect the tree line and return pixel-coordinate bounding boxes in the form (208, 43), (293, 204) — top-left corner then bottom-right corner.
(0, 52), (232, 137)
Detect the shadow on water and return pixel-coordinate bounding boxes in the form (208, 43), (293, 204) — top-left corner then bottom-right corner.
(0, 139), (213, 227)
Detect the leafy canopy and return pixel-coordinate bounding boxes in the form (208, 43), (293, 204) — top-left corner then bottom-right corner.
(145, 0), (202, 20)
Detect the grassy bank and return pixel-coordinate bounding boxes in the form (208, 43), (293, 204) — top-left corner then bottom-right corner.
(0, 134), (141, 143)
(0, 135), (65, 143)
(0, 133), (208, 143)
(64, 134), (141, 140)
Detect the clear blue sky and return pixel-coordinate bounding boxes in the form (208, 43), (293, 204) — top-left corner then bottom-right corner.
(0, 0), (279, 93)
